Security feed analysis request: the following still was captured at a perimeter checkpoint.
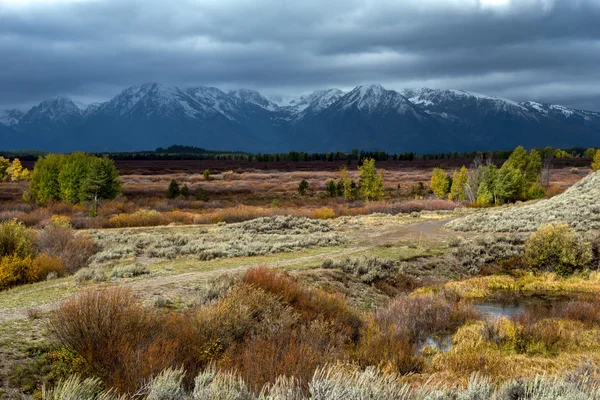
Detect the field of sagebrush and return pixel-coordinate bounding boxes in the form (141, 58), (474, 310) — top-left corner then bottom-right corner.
(1, 164), (600, 399)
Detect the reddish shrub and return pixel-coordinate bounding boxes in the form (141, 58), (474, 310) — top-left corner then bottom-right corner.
(243, 268), (363, 342)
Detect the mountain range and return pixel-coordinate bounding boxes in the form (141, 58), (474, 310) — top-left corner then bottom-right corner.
(1, 83), (599, 153)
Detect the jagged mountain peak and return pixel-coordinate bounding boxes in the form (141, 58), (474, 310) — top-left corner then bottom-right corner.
(404, 87), (527, 111)
(228, 88), (276, 110)
(0, 109), (24, 127)
(270, 88), (345, 116)
(19, 96), (83, 126)
(3, 83), (599, 153)
(340, 84), (413, 113)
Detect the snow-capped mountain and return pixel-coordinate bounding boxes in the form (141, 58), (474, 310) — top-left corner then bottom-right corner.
(0, 109), (24, 127)
(1, 84), (599, 152)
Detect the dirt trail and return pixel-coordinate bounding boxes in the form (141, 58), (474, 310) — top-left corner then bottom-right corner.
(0, 217), (456, 322)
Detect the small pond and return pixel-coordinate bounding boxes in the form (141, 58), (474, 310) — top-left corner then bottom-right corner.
(418, 293), (590, 355)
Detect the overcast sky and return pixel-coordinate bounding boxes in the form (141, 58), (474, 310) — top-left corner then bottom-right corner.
(1, 0), (600, 111)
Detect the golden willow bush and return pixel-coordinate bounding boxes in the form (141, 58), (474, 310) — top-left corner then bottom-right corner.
(0, 219), (96, 290)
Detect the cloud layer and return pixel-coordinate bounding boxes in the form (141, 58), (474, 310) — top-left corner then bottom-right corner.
(1, 0), (600, 110)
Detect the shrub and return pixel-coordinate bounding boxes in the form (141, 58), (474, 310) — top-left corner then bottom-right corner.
(321, 256), (399, 284)
(110, 264), (150, 279)
(49, 215), (72, 229)
(0, 219), (35, 258)
(524, 223), (593, 276)
(230, 216), (332, 234)
(243, 268), (363, 341)
(30, 253), (65, 281)
(37, 226), (97, 274)
(48, 287), (206, 393)
(167, 180), (180, 199)
(194, 186), (209, 201)
(107, 210), (170, 228)
(0, 253), (63, 290)
(74, 267), (107, 283)
(0, 255), (33, 290)
(375, 293), (477, 344)
(450, 235), (525, 274)
(298, 179), (309, 196)
(312, 207), (336, 220)
(219, 328), (328, 392)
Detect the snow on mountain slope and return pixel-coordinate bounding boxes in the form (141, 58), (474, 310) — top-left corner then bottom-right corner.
(519, 101), (600, 120)
(271, 89), (345, 120)
(0, 109), (24, 127)
(19, 97), (83, 126)
(338, 84), (417, 115)
(228, 89), (278, 111)
(404, 88), (527, 111)
(98, 83), (207, 120)
(4, 83), (599, 153)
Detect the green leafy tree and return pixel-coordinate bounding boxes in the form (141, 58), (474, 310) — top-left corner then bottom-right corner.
(5, 158), (30, 182)
(430, 168), (451, 199)
(325, 179), (337, 197)
(494, 166), (526, 204)
(298, 179), (309, 196)
(0, 157), (10, 182)
(203, 170), (211, 181)
(167, 180), (180, 199)
(503, 146), (528, 171)
(345, 181), (358, 201)
(58, 153), (91, 203)
(555, 149), (569, 159)
(358, 158), (385, 201)
(448, 166), (469, 202)
(476, 164), (498, 205)
(338, 165), (356, 201)
(30, 153), (120, 205)
(584, 148), (596, 159)
(524, 149), (542, 184)
(30, 154), (67, 204)
(592, 149), (600, 172)
(336, 180), (344, 196)
(82, 157), (122, 216)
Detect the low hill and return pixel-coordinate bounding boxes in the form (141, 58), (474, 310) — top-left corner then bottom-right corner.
(447, 171), (600, 232)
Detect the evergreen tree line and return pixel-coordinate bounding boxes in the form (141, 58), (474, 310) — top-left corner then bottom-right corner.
(2, 146), (597, 163)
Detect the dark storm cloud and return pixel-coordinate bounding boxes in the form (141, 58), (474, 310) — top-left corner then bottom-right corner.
(1, 0), (600, 110)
